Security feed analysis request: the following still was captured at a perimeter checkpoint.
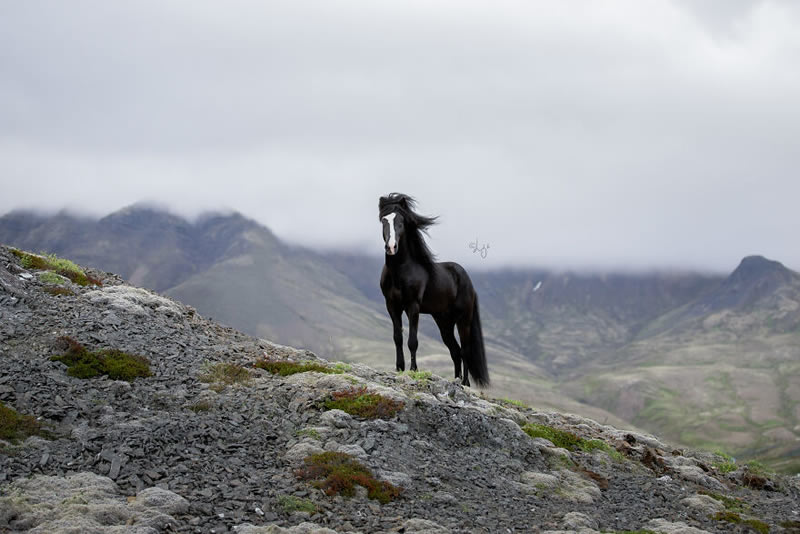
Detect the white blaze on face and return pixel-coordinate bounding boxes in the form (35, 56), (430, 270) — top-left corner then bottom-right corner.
(383, 212), (397, 255)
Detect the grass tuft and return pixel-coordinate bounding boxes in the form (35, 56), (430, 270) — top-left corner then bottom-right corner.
(198, 362), (252, 392)
(254, 358), (343, 377)
(295, 451), (402, 504)
(0, 402), (47, 443)
(323, 387), (404, 420)
(51, 336), (151, 381)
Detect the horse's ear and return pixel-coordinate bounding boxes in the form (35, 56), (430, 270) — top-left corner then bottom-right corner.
(398, 196), (409, 209)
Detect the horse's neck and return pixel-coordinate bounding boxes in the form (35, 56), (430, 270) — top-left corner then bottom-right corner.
(385, 235), (414, 271)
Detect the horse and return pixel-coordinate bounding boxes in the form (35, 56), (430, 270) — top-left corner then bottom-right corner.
(378, 193), (489, 387)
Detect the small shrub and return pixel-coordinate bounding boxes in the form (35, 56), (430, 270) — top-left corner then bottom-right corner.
(254, 359), (342, 377)
(295, 451), (402, 504)
(745, 460), (770, 476)
(323, 387), (404, 420)
(277, 494), (317, 514)
(199, 362), (252, 392)
(51, 336), (151, 381)
(0, 402), (45, 443)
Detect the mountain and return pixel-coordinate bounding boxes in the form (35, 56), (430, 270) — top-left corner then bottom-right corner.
(1, 243), (797, 533)
(3, 206), (800, 472)
(565, 255), (800, 472)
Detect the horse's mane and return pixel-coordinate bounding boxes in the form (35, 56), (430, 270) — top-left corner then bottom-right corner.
(379, 193), (438, 269)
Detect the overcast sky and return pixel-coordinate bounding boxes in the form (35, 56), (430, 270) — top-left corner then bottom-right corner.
(1, 1), (798, 272)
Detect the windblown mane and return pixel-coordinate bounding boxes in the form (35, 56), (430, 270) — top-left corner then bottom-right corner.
(379, 193), (438, 269)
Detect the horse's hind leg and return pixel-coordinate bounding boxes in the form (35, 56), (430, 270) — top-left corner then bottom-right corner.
(434, 315), (462, 381)
(456, 320), (472, 387)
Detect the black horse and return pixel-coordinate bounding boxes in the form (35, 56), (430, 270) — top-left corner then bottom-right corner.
(379, 193), (489, 387)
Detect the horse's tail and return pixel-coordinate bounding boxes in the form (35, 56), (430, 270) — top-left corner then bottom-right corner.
(466, 295), (490, 387)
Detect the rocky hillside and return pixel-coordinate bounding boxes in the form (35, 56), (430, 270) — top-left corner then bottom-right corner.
(2, 245), (800, 533)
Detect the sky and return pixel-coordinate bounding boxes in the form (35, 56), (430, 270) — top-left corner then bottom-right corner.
(1, 1), (799, 272)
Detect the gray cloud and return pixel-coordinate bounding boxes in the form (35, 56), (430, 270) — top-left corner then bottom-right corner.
(1, 0), (799, 271)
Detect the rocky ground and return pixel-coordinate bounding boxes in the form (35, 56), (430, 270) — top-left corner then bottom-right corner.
(1, 244), (799, 534)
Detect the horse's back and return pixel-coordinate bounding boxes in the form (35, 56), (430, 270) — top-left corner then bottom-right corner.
(421, 261), (474, 316)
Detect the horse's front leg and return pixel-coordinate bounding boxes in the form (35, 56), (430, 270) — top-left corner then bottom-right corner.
(407, 302), (420, 371)
(387, 303), (405, 371)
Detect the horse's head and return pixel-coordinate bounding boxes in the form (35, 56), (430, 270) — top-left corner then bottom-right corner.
(381, 211), (404, 256)
(379, 193), (437, 258)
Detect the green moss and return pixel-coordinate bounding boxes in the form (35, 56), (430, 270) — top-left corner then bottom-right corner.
(521, 422), (622, 460)
(189, 400), (214, 412)
(0, 402), (45, 443)
(713, 511), (742, 523)
(51, 337), (151, 381)
(714, 460), (737, 473)
(296, 428), (322, 440)
(323, 387), (404, 420)
(11, 249), (102, 287)
(38, 271), (67, 285)
(712, 511), (768, 533)
(333, 362), (352, 372)
(522, 423), (582, 449)
(400, 370), (432, 381)
(698, 490), (747, 513)
(254, 359), (342, 376)
(277, 494), (318, 514)
(44, 286), (75, 297)
(499, 397), (529, 409)
(744, 519), (769, 534)
(295, 451), (402, 504)
(198, 362), (252, 391)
